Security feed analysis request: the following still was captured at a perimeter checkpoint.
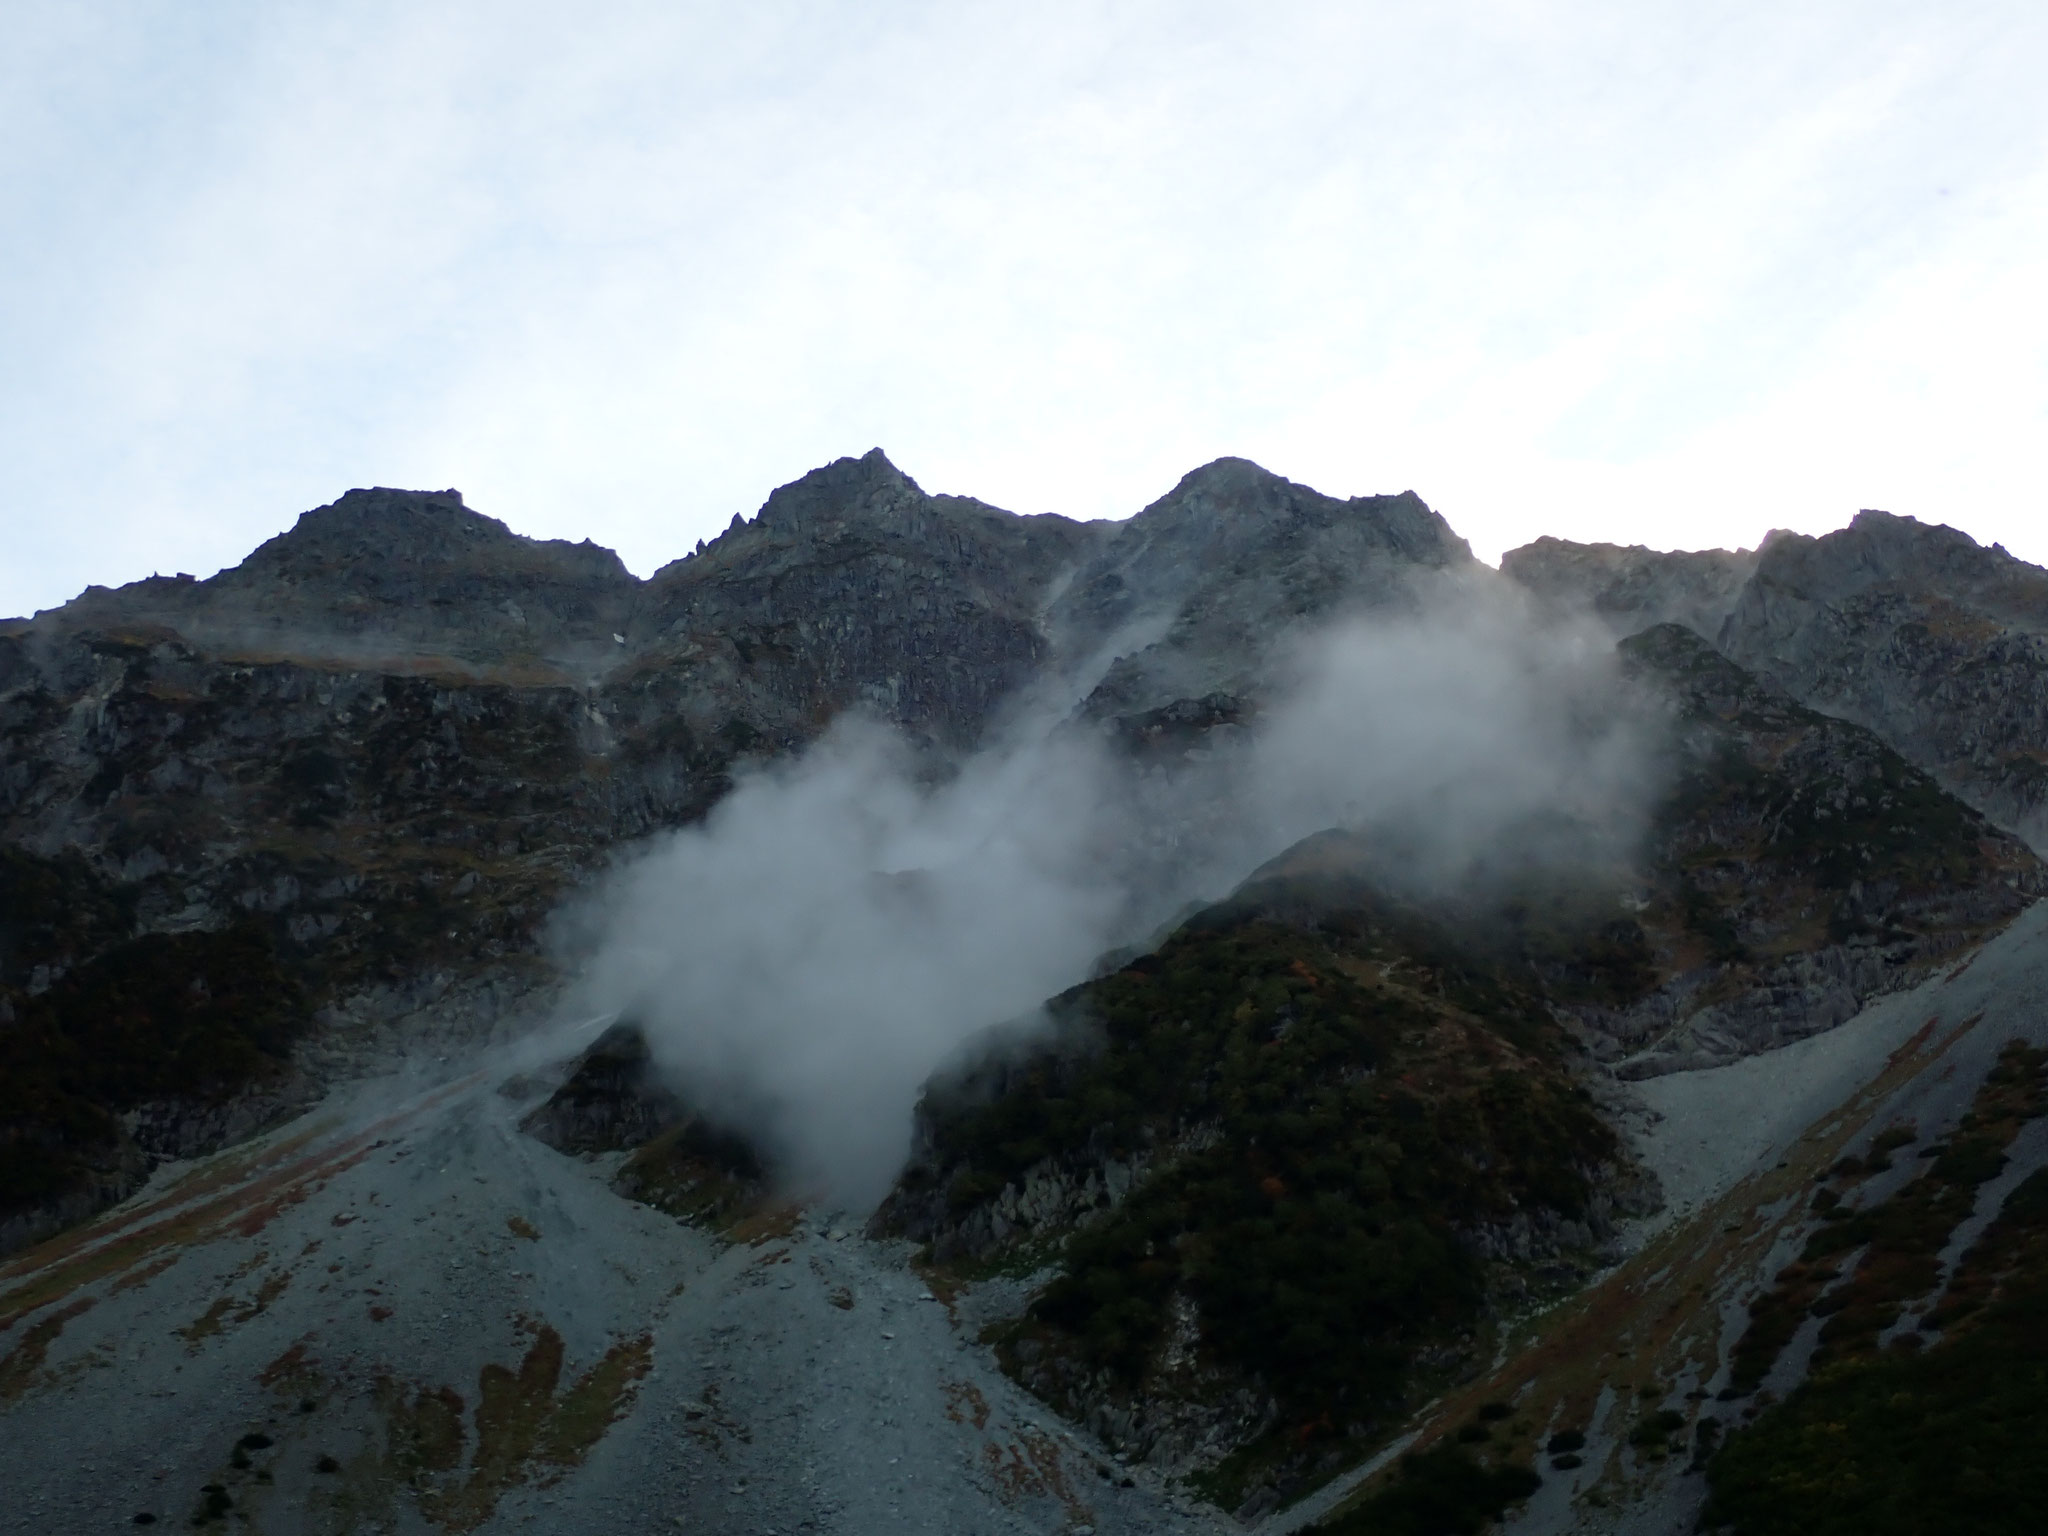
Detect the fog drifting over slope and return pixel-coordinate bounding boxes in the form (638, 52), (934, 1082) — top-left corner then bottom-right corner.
(567, 586), (1660, 1208)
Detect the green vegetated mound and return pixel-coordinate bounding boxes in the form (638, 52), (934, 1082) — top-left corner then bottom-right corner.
(1585, 625), (2042, 1072)
(1317, 1441), (1543, 1536)
(1705, 1042), (2048, 1536)
(516, 1021), (770, 1233)
(879, 836), (1645, 1515)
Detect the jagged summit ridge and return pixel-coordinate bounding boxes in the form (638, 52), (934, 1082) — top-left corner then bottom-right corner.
(22, 451), (1472, 741)
(1049, 458), (1473, 718)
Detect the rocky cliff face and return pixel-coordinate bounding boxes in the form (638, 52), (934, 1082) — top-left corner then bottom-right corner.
(1502, 511), (2048, 852)
(1052, 458), (1474, 722)
(1500, 536), (1758, 641)
(1720, 511), (2048, 852)
(0, 450), (1473, 1255)
(866, 617), (2047, 1505)
(6, 450), (2048, 1536)
(34, 487), (639, 681)
(876, 840), (1658, 1513)
(1592, 623), (2042, 1075)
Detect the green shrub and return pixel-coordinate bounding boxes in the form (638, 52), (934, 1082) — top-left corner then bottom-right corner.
(1316, 1445), (1541, 1536)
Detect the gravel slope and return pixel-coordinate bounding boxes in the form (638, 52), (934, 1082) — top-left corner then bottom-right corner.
(9, 906), (2046, 1536)
(0, 1021), (1221, 1535)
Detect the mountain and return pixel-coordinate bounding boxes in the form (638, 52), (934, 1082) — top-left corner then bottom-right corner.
(1503, 510), (2048, 852)
(4, 455), (2047, 1536)
(1501, 536), (1758, 643)
(0, 452), (1482, 1258)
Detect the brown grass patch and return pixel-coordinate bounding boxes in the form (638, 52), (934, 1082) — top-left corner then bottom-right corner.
(0, 1296), (94, 1401)
(945, 1379), (991, 1430)
(982, 1427), (1091, 1523)
(725, 1203), (803, 1247)
(397, 1324), (654, 1532)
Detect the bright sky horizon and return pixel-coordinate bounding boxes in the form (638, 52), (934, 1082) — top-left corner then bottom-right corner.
(5, 2), (2046, 619)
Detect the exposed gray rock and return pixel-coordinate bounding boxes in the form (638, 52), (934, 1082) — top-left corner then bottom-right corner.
(1719, 510), (2048, 851)
(519, 1021), (688, 1155)
(1589, 623), (2043, 1077)
(1051, 457), (1474, 722)
(1501, 535), (1757, 640)
(36, 487), (640, 681)
(1503, 512), (2048, 853)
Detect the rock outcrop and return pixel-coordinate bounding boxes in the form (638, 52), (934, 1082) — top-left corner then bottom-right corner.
(1503, 511), (2048, 852)
(1591, 624), (2043, 1075)
(1051, 457), (1474, 721)
(1720, 511), (2048, 852)
(1501, 535), (1757, 641)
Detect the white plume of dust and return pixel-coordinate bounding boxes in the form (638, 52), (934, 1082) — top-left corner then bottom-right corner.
(564, 579), (1663, 1211)
(1240, 582), (1658, 893)
(564, 717), (1127, 1210)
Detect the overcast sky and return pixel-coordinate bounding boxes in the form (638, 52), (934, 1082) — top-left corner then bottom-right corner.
(4, 1), (2045, 618)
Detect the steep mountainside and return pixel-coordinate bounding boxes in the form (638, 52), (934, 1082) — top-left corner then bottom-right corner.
(1589, 624), (2041, 1075)
(30, 487), (640, 681)
(1720, 511), (2048, 852)
(866, 624), (2043, 1514)
(0, 452), (1477, 1256)
(4, 452), (2048, 1536)
(1503, 510), (2048, 852)
(1501, 537), (1758, 642)
(1046, 458), (1475, 723)
(878, 836), (1656, 1518)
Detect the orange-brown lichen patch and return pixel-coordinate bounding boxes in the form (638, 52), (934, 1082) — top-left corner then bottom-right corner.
(179, 1265), (299, 1347)
(535, 1333), (653, 1466)
(725, 1202), (804, 1247)
(410, 1324), (652, 1531)
(944, 1379), (991, 1430)
(383, 1379), (469, 1476)
(178, 1295), (237, 1347)
(982, 1427), (1092, 1524)
(0, 1136), (355, 1332)
(914, 1259), (966, 1321)
(258, 1337), (318, 1390)
(0, 1297), (95, 1401)
(232, 1147), (375, 1239)
(0, 1123), (329, 1291)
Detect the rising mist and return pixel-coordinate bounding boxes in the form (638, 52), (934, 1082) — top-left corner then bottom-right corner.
(562, 577), (1662, 1209)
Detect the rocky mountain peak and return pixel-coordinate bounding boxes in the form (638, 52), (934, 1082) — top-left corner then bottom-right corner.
(1743, 509), (2048, 629)
(1503, 515), (2048, 852)
(233, 485), (635, 590)
(1125, 456), (1464, 560)
(29, 486), (639, 676)
(748, 447), (924, 536)
(1050, 459), (1475, 720)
